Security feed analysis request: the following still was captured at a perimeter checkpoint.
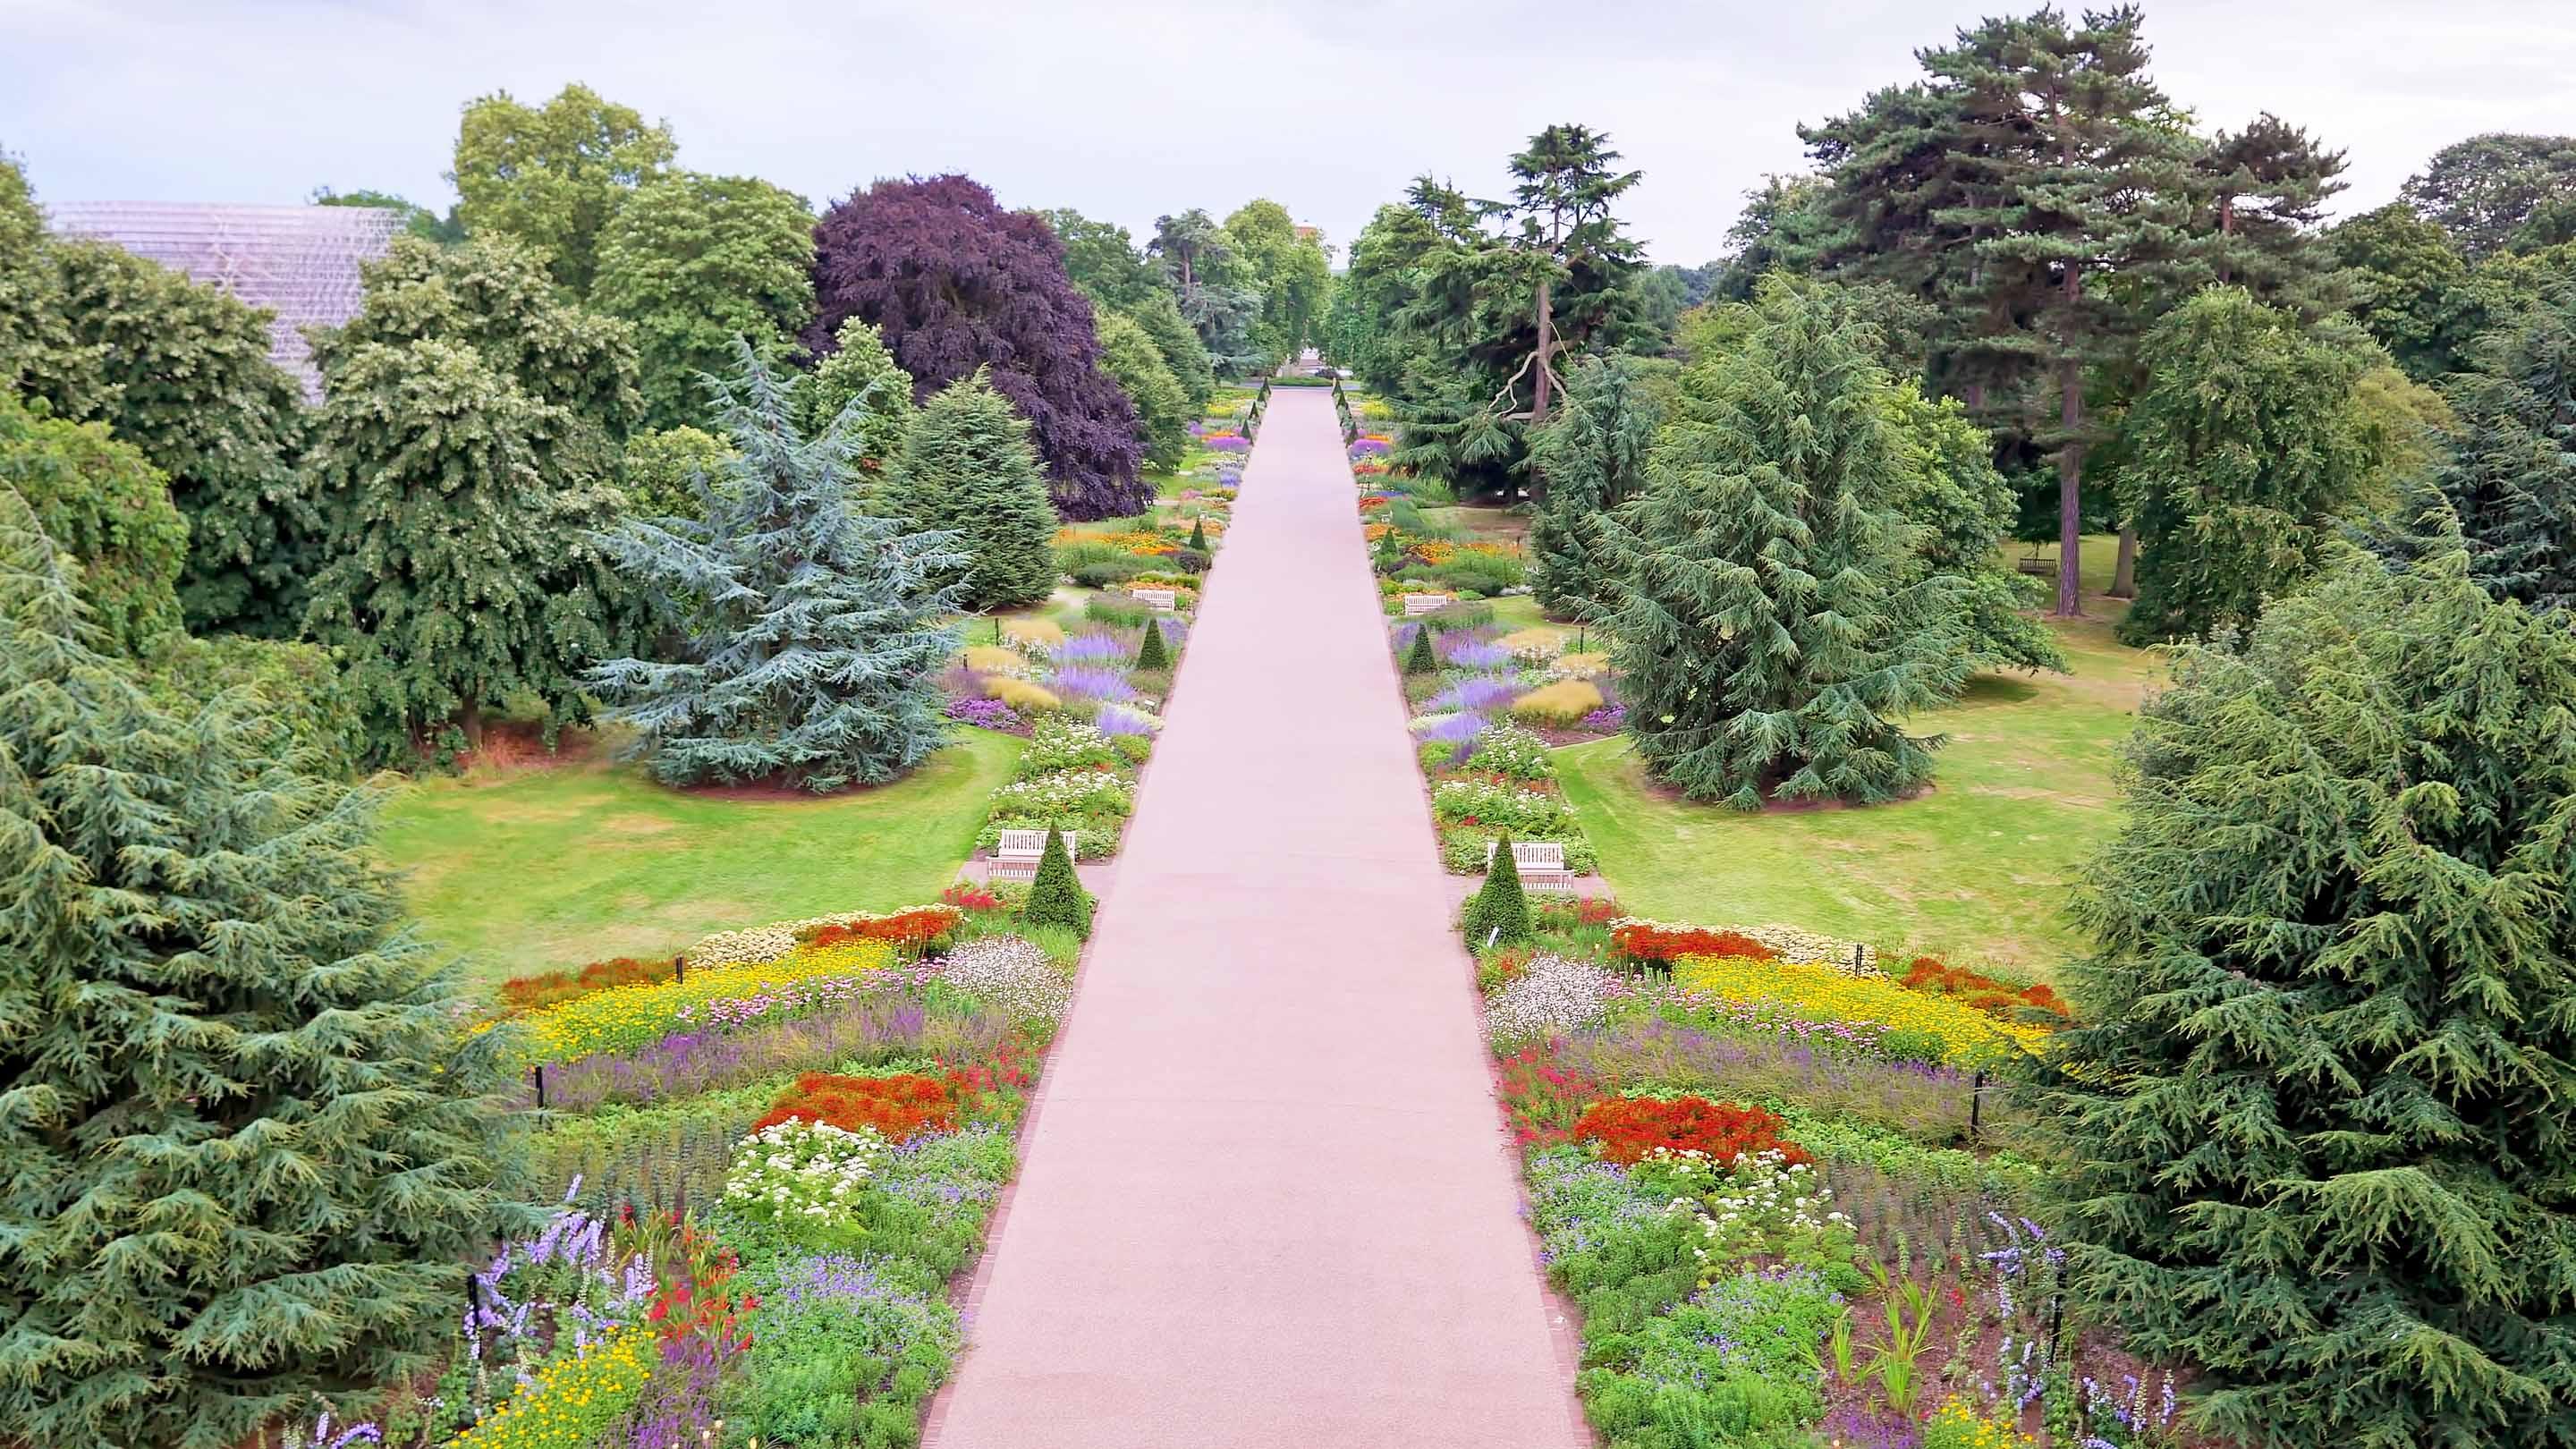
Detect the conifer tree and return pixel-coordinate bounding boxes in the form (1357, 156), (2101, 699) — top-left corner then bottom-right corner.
(0, 491), (529, 1448)
(1403, 623), (1437, 675)
(2114, 287), (2376, 643)
(798, 317), (914, 489)
(2049, 546), (2576, 1449)
(588, 344), (966, 792)
(1462, 832), (1532, 944)
(1526, 354), (1662, 621)
(1021, 826), (1093, 936)
(1134, 618), (1171, 672)
(886, 369), (1059, 612)
(2404, 287), (2576, 615)
(1186, 516), (1208, 552)
(1598, 280), (1973, 808)
(301, 338), (638, 751)
(25, 239), (314, 635)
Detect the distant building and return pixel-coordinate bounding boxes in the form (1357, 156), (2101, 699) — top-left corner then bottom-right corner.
(45, 201), (402, 400)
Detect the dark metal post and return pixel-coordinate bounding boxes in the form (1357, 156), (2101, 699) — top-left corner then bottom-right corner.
(1970, 1069), (1986, 1141)
(1852, 943), (1866, 974)
(532, 1063), (546, 1111)
(674, 953), (684, 985)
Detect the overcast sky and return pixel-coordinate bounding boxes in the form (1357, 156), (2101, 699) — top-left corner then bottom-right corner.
(6, 0), (2574, 267)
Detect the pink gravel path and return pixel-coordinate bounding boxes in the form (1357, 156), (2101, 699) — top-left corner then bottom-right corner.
(924, 389), (1589, 1447)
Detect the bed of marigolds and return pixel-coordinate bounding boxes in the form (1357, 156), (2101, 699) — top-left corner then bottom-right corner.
(1479, 899), (2202, 1449)
(311, 894), (1085, 1449)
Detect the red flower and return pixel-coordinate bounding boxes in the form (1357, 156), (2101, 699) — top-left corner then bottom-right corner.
(1572, 1096), (1808, 1167)
(1610, 923), (1779, 965)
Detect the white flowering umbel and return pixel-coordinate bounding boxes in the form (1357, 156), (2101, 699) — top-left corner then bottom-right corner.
(723, 1118), (886, 1223)
(1643, 1148), (1854, 1284)
(936, 935), (1073, 1025)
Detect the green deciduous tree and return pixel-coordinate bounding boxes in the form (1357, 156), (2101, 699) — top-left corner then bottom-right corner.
(2114, 287), (2377, 644)
(1044, 208), (1160, 313)
(300, 338), (635, 750)
(1597, 279), (1973, 808)
(0, 153), (76, 400)
(1526, 353), (1662, 621)
(592, 171), (815, 430)
(0, 393), (185, 655)
(1095, 310), (1191, 471)
(1885, 384), (2067, 674)
(449, 82), (675, 294)
(1150, 208), (1267, 376)
(798, 317), (914, 490)
(587, 346), (964, 792)
(25, 239), (314, 634)
(887, 369), (1058, 611)
(0, 490), (529, 1449)
(2049, 546), (2576, 1449)
(1323, 203), (1444, 394)
(2401, 132), (2576, 258)
(620, 425), (734, 520)
(309, 186), (463, 244)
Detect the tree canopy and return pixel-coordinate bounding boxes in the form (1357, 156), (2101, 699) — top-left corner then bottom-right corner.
(0, 394), (186, 656)
(886, 369), (1059, 612)
(448, 81), (675, 294)
(2401, 132), (2576, 258)
(2050, 546), (2576, 1449)
(808, 174), (1147, 520)
(591, 170), (816, 430)
(0, 490), (528, 1448)
(1095, 309), (1191, 472)
(588, 347), (964, 790)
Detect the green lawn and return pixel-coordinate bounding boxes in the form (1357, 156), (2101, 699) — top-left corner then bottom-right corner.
(1557, 614), (2160, 975)
(377, 730), (1021, 988)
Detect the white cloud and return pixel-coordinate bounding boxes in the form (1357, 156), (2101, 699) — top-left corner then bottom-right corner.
(5, 0), (2572, 264)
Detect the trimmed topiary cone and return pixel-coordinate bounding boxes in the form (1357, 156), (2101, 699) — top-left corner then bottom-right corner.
(1135, 619), (1171, 672)
(1186, 516), (1208, 551)
(1021, 825), (1093, 937)
(1402, 623), (1436, 675)
(1463, 831), (1532, 945)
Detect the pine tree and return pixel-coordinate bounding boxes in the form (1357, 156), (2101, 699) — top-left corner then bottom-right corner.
(1134, 618), (1171, 672)
(588, 344), (967, 792)
(1527, 354), (1662, 621)
(1403, 623), (1437, 675)
(1021, 826), (1093, 937)
(886, 369), (1059, 612)
(799, 317), (914, 489)
(2049, 546), (2576, 1449)
(0, 490), (530, 1449)
(2402, 286), (2576, 616)
(1462, 832), (1532, 944)
(2114, 287), (2376, 643)
(301, 338), (638, 752)
(1597, 278), (1974, 808)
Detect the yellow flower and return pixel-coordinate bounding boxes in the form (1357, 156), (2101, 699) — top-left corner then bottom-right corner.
(1671, 955), (2050, 1068)
(519, 938), (895, 1062)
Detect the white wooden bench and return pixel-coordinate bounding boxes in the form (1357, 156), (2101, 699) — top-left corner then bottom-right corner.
(1131, 588), (1178, 612)
(1484, 839), (1574, 893)
(990, 828), (1075, 883)
(1402, 592), (1451, 617)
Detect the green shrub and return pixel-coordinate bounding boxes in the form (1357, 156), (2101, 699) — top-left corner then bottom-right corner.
(1402, 624), (1436, 675)
(1423, 599), (1495, 631)
(1135, 620), (1170, 672)
(1085, 594), (1151, 629)
(1461, 832), (1532, 944)
(1071, 557), (1145, 589)
(1021, 826), (1093, 937)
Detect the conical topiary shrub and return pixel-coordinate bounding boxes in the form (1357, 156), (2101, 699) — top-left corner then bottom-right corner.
(1187, 516), (1208, 551)
(1403, 623), (1436, 675)
(1462, 831), (1532, 945)
(1021, 825), (1093, 937)
(1134, 619), (1171, 672)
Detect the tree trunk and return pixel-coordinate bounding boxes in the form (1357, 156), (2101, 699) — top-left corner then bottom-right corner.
(2056, 358), (2085, 618)
(459, 697), (485, 751)
(2110, 525), (2139, 598)
(1531, 275), (1555, 427)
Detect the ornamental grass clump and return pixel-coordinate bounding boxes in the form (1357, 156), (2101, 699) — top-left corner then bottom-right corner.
(1512, 679), (1605, 727)
(985, 676), (1061, 713)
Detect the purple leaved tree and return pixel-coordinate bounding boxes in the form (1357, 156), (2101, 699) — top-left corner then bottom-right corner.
(807, 174), (1149, 520)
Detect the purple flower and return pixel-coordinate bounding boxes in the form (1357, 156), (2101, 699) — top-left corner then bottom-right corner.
(1415, 710), (1489, 744)
(1096, 705), (1157, 736)
(1441, 639), (1511, 670)
(1578, 704), (1626, 733)
(1426, 675), (1520, 714)
(1217, 468), (1242, 487)
(947, 696), (1025, 733)
(1349, 438), (1392, 458)
(1051, 632), (1130, 665)
(1047, 664), (1138, 704)
(1207, 435), (1250, 453)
